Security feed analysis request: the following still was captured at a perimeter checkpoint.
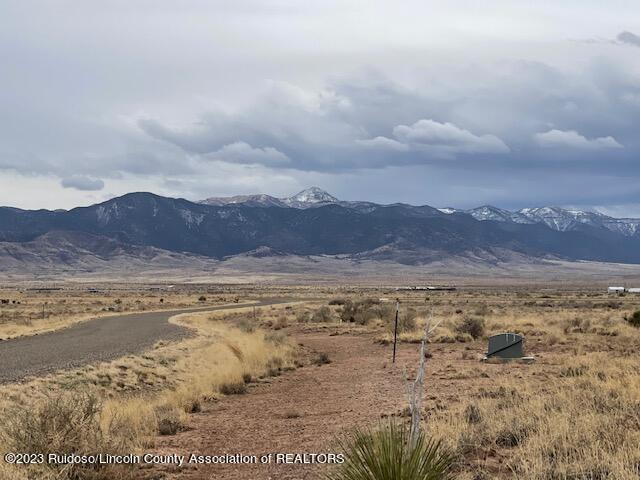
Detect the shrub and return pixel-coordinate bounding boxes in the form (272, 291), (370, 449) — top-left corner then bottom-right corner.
(399, 308), (418, 333)
(198, 295), (207, 302)
(326, 422), (454, 480)
(328, 298), (347, 305)
(3, 392), (125, 479)
(237, 318), (255, 333)
(456, 317), (485, 339)
(564, 316), (590, 333)
(296, 310), (311, 323)
(220, 382), (248, 395)
(340, 299), (391, 325)
(155, 403), (184, 435)
(464, 404), (482, 424)
(385, 308), (419, 335)
(625, 310), (640, 327)
(265, 331), (287, 346)
(312, 306), (334, 323)
(274, 315), (288, 330)
(313, 352), (331, 365)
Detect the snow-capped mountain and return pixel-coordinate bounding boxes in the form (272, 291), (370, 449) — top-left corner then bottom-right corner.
(201, 188), (640, 237)
(441, 205), (640, 236)
(466, 206), (534, 224)
(517, 207), (640, 236)
(201, 187), (338, 209)
(3, 192), (640, 269)
(200, 193), (285, 208)
(281, 187), (339, 208)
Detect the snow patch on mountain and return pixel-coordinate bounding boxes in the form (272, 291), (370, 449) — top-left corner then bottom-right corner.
(200, 188), (640, 237)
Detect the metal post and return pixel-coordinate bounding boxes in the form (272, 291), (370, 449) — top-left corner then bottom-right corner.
(392, 299), (399, 363)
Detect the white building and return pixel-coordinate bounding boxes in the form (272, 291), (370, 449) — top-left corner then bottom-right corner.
(627, 288), (640, 294)
(608, 286), (625, 294)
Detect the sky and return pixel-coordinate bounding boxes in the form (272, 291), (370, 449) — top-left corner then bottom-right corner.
(2, 1), (640, 216)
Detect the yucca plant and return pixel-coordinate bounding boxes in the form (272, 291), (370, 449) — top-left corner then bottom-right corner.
(326, 421), (454, 480)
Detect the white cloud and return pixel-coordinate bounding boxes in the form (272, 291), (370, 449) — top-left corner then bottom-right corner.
(207, 142), (290, 166)
(60, 175), (105, 191)
(356, 136), (409, 151)
(358, 119), (509, 157)
(393, 119), (510, 154)
(534, 129), (623, 150)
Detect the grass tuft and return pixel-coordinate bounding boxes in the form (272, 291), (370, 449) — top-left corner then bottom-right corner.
(326, 421), (454, 480)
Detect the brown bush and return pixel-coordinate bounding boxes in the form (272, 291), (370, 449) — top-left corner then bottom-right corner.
(3, 392), (128, 479)
(456, 316), (485, 339)
(312, 306), (334, 322)
(155, 403), (184, 435)
(340, 299), (392, 325)
(220, 382), (248, 395)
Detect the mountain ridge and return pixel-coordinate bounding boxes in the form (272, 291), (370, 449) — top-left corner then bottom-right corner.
(199, 187), (640, 237)
(1, 191), (640, 269)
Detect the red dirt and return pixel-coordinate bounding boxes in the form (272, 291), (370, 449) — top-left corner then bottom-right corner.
(149, 325), (553, 480)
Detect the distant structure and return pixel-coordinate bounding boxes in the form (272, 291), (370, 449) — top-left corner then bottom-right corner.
(395, 286), (456, 292)
(608, 286), (640, 294)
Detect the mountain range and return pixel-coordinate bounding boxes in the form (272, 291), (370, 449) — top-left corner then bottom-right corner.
(1, 187), (640, 274)
(203, 187), (640, 237)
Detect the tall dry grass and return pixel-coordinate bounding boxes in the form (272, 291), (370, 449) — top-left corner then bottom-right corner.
(0, 310), (297, 480)
(426, 349), (640, 478)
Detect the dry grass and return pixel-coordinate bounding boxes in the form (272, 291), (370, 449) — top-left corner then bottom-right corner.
(0, 286), (250, 339)
(0, 305), (298, 480)
(427, 354), (640, 479)
(2, 285), (640, 479)
(100, 310), (297, 438)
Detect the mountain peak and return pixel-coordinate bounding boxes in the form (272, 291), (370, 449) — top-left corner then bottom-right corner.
(288, 187), (338, 204)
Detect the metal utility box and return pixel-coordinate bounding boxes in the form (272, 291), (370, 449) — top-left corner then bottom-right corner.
(486, 333), (524, 359)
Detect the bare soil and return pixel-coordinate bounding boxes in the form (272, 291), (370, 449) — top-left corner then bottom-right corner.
(150, 324), (544, 480)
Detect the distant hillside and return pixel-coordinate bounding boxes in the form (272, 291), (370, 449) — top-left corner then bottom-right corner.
(0, 230), (216, 274)
(1, 191), (640, 270)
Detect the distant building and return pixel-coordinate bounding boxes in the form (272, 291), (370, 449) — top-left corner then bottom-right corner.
(627, 288), (640, 294)
(395, 286), (456, 291)
(608, 286), (625, 294)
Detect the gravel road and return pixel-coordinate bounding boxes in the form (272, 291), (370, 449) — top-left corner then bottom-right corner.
(0, 299), (288, 384)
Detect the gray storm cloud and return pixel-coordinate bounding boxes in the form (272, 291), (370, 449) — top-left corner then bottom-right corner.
(61, 176), (105, 191)
(2, 2), (640, 212)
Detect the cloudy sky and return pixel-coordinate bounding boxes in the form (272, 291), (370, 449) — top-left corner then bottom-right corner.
(2, 1), (640, 215)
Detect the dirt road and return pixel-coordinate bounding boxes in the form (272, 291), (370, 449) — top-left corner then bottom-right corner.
(0, 299), (289, 384)
(150, 325), (538, 480)
(152, 327), (413, 480)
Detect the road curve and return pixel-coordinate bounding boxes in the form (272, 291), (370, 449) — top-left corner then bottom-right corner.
(0, 299), (290, 384)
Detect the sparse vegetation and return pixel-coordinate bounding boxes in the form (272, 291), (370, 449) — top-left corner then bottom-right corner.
(455, 316), (485, 339)
(220, 381), (248, 395)
(0, 305), (298, 479)
(327, 422), (454, 480)
(624, 309), (640, 327)
(428, 354), (640, 479)
(2, 391), (130, 479)
(313, 352), (331, 365)
(312, 306), (334, 322)
(2, 285), (640, 480)
(340, 299), (392, 325)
